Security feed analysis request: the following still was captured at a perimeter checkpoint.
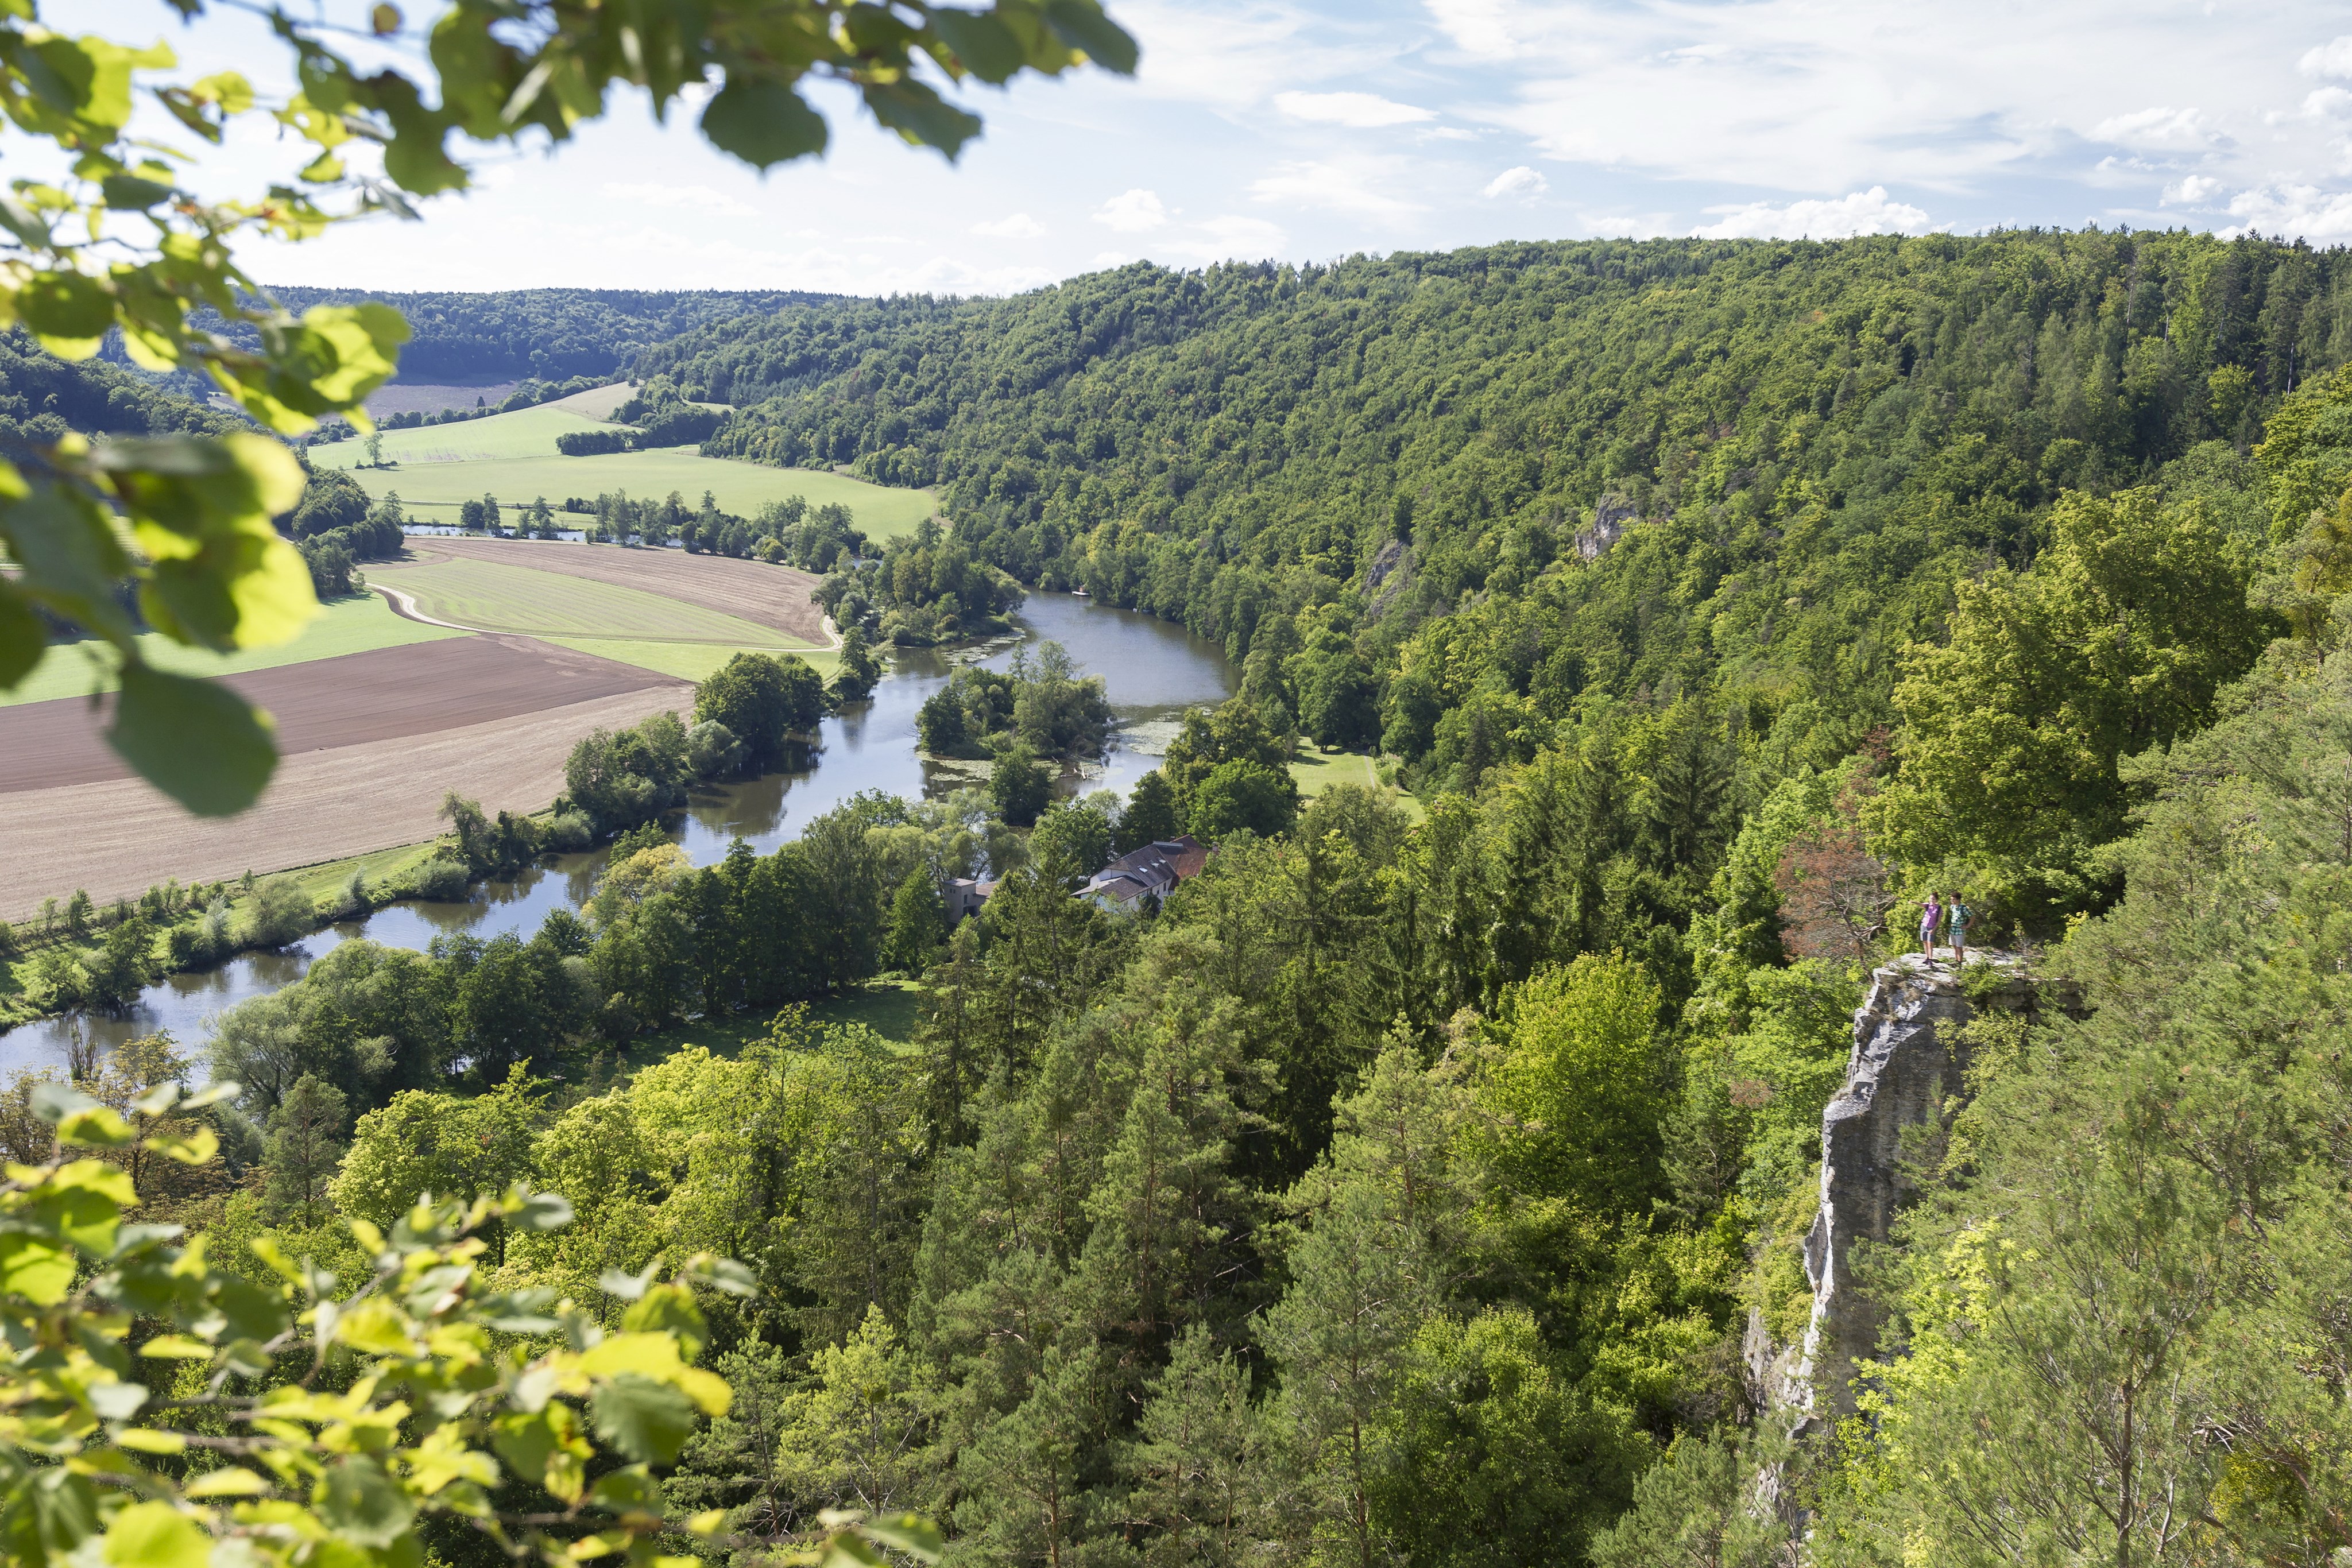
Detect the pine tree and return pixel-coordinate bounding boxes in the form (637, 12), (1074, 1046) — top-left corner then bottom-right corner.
(264, 1074), (349, 1225)
(1121, 1326), (1274, 1568)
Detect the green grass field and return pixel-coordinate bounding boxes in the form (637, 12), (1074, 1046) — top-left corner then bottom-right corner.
(6, 594), (468, 707)
(314, 400), (936, 539)
(313, 405), (610, 466)
(348, 451), (934, 539)
(1290, 750), (1426, 822)
(545, 637), (838, 683)
(368, 556), (808, 647)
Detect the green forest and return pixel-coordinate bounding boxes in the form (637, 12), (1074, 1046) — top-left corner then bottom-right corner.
(14, 230), (2352, 1566)
(225, 288), (841, 384)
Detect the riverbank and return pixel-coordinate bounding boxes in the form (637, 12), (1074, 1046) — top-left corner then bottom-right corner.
(0, 592), (1240, 1073)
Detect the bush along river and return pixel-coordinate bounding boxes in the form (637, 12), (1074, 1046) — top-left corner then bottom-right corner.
(1, 593), (1234, 1073)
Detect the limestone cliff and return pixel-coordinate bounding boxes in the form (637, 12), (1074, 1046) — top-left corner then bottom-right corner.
(1761, 954), (2074, 1426)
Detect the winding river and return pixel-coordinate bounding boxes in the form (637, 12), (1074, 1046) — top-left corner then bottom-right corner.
(0, 594), (1232, 1074)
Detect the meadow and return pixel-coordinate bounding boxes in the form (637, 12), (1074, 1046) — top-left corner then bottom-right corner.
(312, 393), (936, 536)
(3, 594), (465, 707)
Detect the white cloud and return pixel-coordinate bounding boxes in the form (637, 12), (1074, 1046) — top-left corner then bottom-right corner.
(2307, 87), (2352, 121)
(972, 212), (1048, 238)
(2163, 174), (2225, 204)
(2222, 181), (2352, 240)
(1089, 251), (1136, 270)
(1425, 126), (1481, 142)
(1481, 165), (1548, 199)
(1116, 0), (1390, 111)
(1424, 0), (1517, 59)
(601, 182), (755, 218)
(1580, 212), (1670, 238)
(1250, 161), (1421, 217)
(1274, 90), (1437, 128)
(2301, 36), (2352, 79)
(1169, 214), (1291, 259)
(1691, 186), (1936, 240)
(2090, 106), (2225, 150)
(1093, 188), (1171, 233)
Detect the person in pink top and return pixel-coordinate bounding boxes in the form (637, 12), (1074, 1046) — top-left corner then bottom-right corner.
(1917, 892), (1943, 963)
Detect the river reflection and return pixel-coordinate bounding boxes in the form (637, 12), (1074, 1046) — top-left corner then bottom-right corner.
(1, 593), (1232, 1073)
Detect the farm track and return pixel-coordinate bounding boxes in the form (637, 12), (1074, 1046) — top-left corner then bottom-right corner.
(0, 684), (692, 922)
(0, 636), (676, 793)
(385, 537), (828, 645)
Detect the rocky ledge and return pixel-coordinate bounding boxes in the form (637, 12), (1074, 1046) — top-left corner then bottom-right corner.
(1760, 953), (2078, 1428)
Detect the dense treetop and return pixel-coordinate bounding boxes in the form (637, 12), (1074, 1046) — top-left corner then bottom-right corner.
(235, 288), (843, 384)
(660, 231), (2341, 736)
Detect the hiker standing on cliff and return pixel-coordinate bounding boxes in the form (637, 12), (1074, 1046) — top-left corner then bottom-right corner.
(1917, 892), (1943, 963)
(1946, 894), (1974, 964)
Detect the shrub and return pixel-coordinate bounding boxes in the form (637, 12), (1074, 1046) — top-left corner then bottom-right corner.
(412, 857), (471, 901)
(242, 876), (318, 948)
(328, 868), (372, 922)
(544, 810), (595, 853)
(686, 719), (745, 780)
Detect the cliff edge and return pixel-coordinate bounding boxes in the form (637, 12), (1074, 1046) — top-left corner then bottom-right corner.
(1764, 953), (2075, 1427)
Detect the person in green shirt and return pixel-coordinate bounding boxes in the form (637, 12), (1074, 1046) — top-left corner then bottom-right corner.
(1945, 894), (1974, 963)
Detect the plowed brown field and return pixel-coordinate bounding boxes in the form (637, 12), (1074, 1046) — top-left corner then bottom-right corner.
(0, 684), (690, 920)
(398, 537), (826, 645)
(0, 636), (676, 793)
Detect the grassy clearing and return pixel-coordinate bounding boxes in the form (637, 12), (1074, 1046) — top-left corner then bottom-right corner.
(6, 595), (467, 708)
(1290, 750), (1426, 822)
(369, 557), (795, 645)
(315, 404), (612, 466)
(341, 450), (934, 538)
(544, 637), (838, 683)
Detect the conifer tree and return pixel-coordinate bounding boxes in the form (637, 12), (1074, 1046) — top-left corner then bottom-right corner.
(262, 1073), (347, 1226)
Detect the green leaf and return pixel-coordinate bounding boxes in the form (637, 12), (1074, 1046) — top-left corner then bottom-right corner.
(17, 270), (114, 358)
(99, 173), (175, 209)
(699, 79), (827, 170)
(589, 1374), (699, 1465)
(861, 80), (983, 158)
(209, 1273), (292, 1342)
(0, 485), (138, 646)
(929, 11), (1028, 82)
(1042, 0), (1139, 74)
(0, 584), (42, 690)
(0, 1235), (77, 1305)
(862, 1514), (947, 1561)
(318, 1456), (415, 1548)
(108, 664), (277, 818)
(596, 1263), (657, 1302)
(586, 1466), (662, 1514)
(512, 1190), (574, 1231)
(102, 1501), (206, 1568)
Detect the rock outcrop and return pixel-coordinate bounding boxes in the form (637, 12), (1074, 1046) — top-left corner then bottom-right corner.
(1768, 954), (2076, 1426)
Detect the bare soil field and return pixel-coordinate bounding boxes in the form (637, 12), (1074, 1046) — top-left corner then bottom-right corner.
(396, 537), (827, 644)
(0, 637), (675, 793)
(0, 685), (690, 920)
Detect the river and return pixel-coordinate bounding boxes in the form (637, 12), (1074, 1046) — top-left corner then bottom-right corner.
(0, 593), (1232, 1074)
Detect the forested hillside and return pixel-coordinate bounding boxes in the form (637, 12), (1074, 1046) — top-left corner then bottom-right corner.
(247, 287), (841, 383)
(661, 231), (2338, 812)
(0, 328), (247, 445)
(18, 232), (2352, 1568)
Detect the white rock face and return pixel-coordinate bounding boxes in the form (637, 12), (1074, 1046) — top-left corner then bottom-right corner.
(1770, 954), (2071, 1426)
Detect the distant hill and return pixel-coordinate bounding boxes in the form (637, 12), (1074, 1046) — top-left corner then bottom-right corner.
(235, 288), (844, 385)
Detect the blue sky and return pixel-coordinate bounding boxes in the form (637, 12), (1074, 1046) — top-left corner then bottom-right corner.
(83, 0), (2352, 295)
